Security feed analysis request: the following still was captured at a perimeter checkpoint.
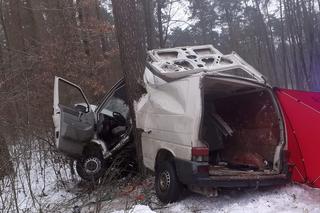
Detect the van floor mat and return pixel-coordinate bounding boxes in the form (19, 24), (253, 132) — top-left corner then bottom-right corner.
(227, 152), (267, 171)
(209, 165), (276, 176)
(226, 163), (259, 171)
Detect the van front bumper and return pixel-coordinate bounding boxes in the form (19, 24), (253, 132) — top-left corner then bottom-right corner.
(174, 158), (290, 188)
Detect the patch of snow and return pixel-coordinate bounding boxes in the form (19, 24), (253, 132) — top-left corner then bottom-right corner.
(2, 145), (320, 213)
(0, 146), (77, 213)
(112, 204), (155, 213)
(164, 184), (320, 213)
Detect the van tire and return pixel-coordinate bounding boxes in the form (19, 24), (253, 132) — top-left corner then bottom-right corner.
(76, 150), (108, 181)
(155, 161), (182, 203)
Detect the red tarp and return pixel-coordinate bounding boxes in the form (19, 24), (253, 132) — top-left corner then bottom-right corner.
(276, 88), (320, 188)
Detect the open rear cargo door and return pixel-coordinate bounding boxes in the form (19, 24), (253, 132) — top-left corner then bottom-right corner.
(276, 88), (320, 188)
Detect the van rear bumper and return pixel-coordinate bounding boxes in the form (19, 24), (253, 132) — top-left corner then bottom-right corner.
(174, 158), (290, 188)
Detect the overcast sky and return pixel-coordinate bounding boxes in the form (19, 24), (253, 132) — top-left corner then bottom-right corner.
(169, 0), (191, 30)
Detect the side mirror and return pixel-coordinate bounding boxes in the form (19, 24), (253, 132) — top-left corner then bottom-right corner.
(112, 111), (126, 125)
(75, 104), (88, 113)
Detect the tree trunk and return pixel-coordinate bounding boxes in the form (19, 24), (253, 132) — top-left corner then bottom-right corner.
(142, 0), (156, 50)
(254, 0), (279, 85)
(20, 0), (39, 46)
(156, 0), (164, 48)
(94, 0), (108, 55)
(111, 0), (146, 172)
(76, 0), (90, 56)
(280, 0), (289, 88)
(0, 0), (9, 48)
(0, 136), (13, 179)
(292, 0), (310, 89)
(4, 0), (25, 51)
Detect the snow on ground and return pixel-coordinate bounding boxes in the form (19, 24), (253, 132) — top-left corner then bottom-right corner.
(0, 147), (77, 212)
(112, 205), (155, 213)
(160, 184), (320, 213)
(109, 183), (320, 213)
(1, 147), (320, 212)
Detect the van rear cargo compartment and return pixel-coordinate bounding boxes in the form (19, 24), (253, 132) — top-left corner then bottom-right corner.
(201, 76), (285, 174)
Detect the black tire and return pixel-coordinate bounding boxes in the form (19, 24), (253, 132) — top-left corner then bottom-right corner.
(76, 150), (109, 181)
(155, 161), (182, 204)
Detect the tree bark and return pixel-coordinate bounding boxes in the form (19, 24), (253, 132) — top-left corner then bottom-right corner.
(0, 135), (13, 179)
(280, 0), (289, 88)
(94, 0), (108, 55)
(4, 0), (25, 51)
(142, 0), (156, 50)
(111, 0), (146, 172)
(156, 0), (164, 48)
(76, 0), (90, 56)
(0, 0), (9, 48)
(254, 0), (279, 85)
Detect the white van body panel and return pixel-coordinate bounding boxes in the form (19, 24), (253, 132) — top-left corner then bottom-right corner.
(136, 74), (205, 171)
(136, 45), (267, 171)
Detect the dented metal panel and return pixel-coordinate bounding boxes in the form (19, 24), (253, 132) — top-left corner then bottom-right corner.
(146, 45), (266, 83)
(136, 75), (202, 170)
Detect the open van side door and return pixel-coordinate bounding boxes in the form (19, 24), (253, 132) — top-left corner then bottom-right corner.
(53, 77), (95, 156)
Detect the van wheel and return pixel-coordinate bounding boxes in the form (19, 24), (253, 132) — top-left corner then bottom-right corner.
(155, 161), (182, 204)
(76, 151), (108, 181)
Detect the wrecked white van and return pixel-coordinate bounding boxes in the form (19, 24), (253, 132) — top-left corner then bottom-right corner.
(52, 78), (135, 181)
(136, 45), (290, 203)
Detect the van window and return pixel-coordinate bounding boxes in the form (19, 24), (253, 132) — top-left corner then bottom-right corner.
(101, 86), (129, 119)
(58, 80), (87, 109)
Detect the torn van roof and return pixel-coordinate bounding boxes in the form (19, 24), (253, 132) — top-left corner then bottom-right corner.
(146, 45), (266, 83)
